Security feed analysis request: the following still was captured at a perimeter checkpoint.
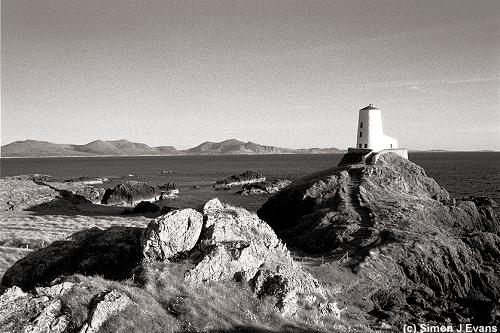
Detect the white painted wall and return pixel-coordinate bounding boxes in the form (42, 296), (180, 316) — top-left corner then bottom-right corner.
(356, 105), (398, 152)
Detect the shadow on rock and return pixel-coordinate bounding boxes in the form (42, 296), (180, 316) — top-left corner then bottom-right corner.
(1, 226), (143, 291)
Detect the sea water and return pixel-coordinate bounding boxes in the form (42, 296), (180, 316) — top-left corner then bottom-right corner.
(1, 152), (498, 213)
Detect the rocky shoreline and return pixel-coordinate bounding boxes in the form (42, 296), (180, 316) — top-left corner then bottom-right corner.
(0, 152), (498, 331)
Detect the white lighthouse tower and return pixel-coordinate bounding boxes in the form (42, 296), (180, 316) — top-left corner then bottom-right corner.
(356, 104), (398, 152)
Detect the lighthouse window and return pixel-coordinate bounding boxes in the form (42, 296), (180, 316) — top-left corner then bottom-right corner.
(360, 122), (363, 128)
(359, 132), (362, 137)
(364, 144), (368, 148)
(359, 144), (362, 148)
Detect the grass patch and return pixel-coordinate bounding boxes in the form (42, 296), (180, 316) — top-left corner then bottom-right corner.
(53, 261), (345, 333)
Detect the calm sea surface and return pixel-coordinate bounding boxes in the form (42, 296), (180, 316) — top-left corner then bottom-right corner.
(1, 153), (499, 213)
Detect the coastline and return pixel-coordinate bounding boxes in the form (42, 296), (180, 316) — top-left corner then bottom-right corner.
(2, 150), (499, 159)
(0, 152), (347, 159)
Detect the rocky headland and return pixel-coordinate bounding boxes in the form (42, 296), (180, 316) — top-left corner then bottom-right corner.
(258, 152), (500, 326)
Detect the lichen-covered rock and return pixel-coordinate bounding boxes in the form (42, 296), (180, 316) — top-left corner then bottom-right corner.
(258, 152), (500, 325)
(79, 289), (131, 333)
(141, 209), (203, 261)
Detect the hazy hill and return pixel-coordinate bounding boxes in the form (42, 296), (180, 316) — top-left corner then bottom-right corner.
(1, 139), (342, 157)
(185, 139), (343, 155)
(1, 140), (90, 157)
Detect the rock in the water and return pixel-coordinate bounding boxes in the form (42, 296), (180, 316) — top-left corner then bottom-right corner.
(1, 227), (143, 290)
(141, 209), (203, 261)
(213, 171), (266, 190)
(258, 152), (500, 325)
(101, 181), (162, 206)
(158, 182), (179, 199)
(129, 201), (161, 214)
(79, 289), (131, 333)
(64, 176), (108, 185)
(238, 179), (291, 195)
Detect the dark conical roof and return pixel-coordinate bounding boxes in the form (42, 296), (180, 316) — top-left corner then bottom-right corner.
(360, 104), (379, 111)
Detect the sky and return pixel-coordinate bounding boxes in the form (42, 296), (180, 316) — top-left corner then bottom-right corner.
(2, 0), (499, 150)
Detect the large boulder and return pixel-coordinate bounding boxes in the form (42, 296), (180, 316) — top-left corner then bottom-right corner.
(1, 227), (143, 291)
(258, 152), (500, 326)
(101, 181), (162, 206)
(184, 199), (320, 315)
(141, 209), (203, 261)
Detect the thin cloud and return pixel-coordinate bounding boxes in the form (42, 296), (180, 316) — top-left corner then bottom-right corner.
(334, 77), (500, 90)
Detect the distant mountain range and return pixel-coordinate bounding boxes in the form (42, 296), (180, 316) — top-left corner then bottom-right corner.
(0, 139), (344, 157)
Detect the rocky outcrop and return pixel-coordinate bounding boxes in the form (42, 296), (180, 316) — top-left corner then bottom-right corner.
(1, 227), (143, 290)
(182, 199), (321, 315)
(258, 152), (500, 326)
(101, 181), (162, 206)
(213, 171), (266, 190)
(238, 179), (291, 195)
(141, 209), (203, 261)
